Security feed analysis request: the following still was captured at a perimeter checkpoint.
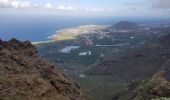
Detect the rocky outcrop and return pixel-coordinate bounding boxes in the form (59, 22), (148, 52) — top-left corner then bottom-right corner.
(114, 70), (170, 100)
(0, 38), (82, 100)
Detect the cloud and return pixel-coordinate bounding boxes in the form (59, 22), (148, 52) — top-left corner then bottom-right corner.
(152, 0), (170, 9)
(57, 6), (77, 11)
(0, 0), (8, 3)
(0, 0), (31, 8)
(0, 0), (114, 13)
(45, 3), (52, 9)
(84, 7), (114, 13)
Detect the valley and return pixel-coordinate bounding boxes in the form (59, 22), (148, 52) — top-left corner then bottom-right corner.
(35, 21), (170, 100)
(1, 0), (170, 99)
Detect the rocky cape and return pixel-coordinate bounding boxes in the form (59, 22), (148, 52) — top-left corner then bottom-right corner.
(0, 38), (82, 100)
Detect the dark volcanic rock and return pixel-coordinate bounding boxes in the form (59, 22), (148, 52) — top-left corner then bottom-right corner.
(0, 39), (82, 100)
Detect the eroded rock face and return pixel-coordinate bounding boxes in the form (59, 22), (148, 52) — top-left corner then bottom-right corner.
(0, 38), (82, 100)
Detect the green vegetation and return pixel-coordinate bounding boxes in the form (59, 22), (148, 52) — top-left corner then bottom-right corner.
(72, 75), (127, 100)
(35, 24), (170, 100)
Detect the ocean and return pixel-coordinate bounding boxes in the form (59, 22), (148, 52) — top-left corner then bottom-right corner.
(0, 15), (166, 42)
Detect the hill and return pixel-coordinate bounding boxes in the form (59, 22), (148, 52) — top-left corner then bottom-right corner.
(0, 38), (82, 100)
(114, 21), (139, 30)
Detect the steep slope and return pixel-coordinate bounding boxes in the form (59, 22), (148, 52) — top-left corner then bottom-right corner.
(115, 70), (170, 100)
(0, 38), (82, 100)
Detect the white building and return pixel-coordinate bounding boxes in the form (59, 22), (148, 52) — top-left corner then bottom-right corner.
(78, 51), (92, 56)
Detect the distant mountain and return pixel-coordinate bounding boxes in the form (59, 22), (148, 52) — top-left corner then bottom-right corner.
(113, 21), (139, 30)
(0, 38), (82, 100)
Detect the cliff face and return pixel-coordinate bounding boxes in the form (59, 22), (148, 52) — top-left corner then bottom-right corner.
(0, 38), (82, 100)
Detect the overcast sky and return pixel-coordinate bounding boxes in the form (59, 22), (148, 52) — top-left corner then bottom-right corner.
(0, 0), (170, 18)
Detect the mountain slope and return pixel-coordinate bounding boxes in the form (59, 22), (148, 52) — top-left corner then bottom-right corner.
(0, 38), (82, 100)
(86, 33), (170, 80)
(114, 70), (170, 100)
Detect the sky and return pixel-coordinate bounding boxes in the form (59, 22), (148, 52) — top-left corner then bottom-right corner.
(0, 0), (170, 18)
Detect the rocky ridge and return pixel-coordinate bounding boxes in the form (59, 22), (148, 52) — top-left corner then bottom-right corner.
(0, 38), (82, 100)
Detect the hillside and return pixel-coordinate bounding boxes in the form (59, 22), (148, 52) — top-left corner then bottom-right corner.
(115, 71), (170, 100)
(0, 38), (82, 100)
(85, 32), (170, 80)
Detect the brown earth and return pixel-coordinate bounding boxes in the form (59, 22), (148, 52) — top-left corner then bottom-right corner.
(0, 38), (82, 100)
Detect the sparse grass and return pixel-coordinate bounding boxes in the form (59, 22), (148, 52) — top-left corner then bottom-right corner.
(72, 75), (127, 100)
(132, 80), (158, 100)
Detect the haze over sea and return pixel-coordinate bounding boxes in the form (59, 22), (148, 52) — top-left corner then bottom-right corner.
(0, 15), (167, 42)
